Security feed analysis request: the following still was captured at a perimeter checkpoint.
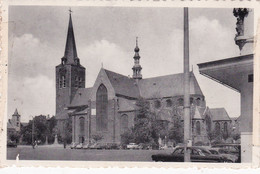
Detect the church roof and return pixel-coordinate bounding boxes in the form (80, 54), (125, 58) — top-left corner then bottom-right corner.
(138, 72), (203, 99)
(104, 69), (140, 98)
(70, 87), (92, 107)
(209, 108), (231, 121)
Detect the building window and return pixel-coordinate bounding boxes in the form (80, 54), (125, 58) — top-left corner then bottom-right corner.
(61, 75), (66, 88)
(78, 77), (82, 88)
(96, 84), (108, 131)
(75, 76), (78, 88)
(120, 114), (128, 134)
(196, 98), (201, 106)
(215, 122), (220, 135)
(205, 115), (211, 132)
(196, 121), (201, 135)
(59, 76), (62, 88)
(166, 99), (172, 107)
(178, 98), (184, 106)
(154, 100), (161, 109)
(223, 122), (228, 139)
(79, 117), (85, 135)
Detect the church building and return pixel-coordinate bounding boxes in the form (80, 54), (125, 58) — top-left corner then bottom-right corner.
(55, 13), (229, 145)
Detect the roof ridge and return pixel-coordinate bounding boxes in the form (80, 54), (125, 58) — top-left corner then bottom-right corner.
(104, 69), (131, 79)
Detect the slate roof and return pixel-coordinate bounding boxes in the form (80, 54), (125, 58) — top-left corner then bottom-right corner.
(104, 69), (140, 98)
(209, 108), (231, 121)
(70, 87), (92, 107)
(138, 72), (203, 99)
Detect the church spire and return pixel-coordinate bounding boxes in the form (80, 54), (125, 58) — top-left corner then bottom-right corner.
(13, 108), (19, 116)
(62, 9), (79, 65)
(132, 37), (142, 80)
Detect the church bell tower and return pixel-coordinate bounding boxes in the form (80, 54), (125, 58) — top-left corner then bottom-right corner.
(132, 37), (142, 80)
(55, 11), (85, 122)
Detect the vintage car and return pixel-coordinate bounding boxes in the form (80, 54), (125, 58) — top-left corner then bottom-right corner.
(151, 147), (228, 162)
(126, 143), (139, 149)
(208, 148), (238, 163)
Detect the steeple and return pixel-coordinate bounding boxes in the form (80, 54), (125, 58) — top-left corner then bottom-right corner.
(132, 37), (142, 80)
(13, 108), (19, 116)
(62, 9), (79, 65)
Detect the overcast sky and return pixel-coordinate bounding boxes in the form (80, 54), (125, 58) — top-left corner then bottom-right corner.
(8, 6), (246, 122)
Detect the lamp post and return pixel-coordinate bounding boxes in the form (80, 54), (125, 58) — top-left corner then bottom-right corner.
(31, 116), (35, 148)
(183, 7), (191, 162)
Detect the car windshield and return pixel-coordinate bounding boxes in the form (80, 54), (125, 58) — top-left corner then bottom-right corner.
(173, 148), (184, 155)
(209, 150), (219, 155)
(199, 149), (212, 155)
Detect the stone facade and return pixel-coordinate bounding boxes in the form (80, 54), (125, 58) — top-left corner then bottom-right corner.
(56, 13), (234, 146)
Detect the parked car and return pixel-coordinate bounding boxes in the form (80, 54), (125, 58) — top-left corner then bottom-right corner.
(103, 143), (119, 150)
(89, 143), (103, 149)
(82, 143), (90, 149)
(212, 143), (241, 163)
(208, 148), (238, 163)
(151, 146), (228, 162)
(7, 140), (17, 148)
(127, 143), (139, 149)
(70, 142), (77, 149)
(75, 143), (83, 149)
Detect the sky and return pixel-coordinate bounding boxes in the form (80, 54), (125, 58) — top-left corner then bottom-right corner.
(8, 6), (247, 122)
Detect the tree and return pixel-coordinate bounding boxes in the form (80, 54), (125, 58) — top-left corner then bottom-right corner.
(120, 128), (134, 145)
(168, 117), (184, 144)
(9, 131), (20, 143)
(20, 115), (58, 145)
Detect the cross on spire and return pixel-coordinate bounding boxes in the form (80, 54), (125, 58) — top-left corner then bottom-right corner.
(136, 37), (138, 47)
(69, 8), (73, 14)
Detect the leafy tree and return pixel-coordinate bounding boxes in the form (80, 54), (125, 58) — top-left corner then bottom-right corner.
(120, 128), (134, 145)
(168, 117), (184, 144)
(9, 131), (20, 143)
(20, 115), (58, 145)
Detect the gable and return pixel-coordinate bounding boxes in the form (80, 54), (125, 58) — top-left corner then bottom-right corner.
(209, 108), (231, 121)
(90, 68), (116, 101)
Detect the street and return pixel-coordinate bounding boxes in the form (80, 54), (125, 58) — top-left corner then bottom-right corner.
(7, 146), (172, 161)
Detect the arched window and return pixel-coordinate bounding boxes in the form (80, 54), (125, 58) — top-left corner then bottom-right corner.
(166, 99), (172, 107)
(223, 122), (228, 139)
(196, 98), (201, 106)
(79, 117), (85, 135)
(215, 122), (220, 135)
(205, 115), (211, 132)
(154, 100), (161, 109)
(120, 114), (128, 134)
(178, 98), (184, 106)
(96, 84), (108, 131)
(196, 121), (201, 135)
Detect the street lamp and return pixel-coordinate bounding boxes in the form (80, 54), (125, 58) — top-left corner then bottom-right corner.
(30, 116), (35, 148)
